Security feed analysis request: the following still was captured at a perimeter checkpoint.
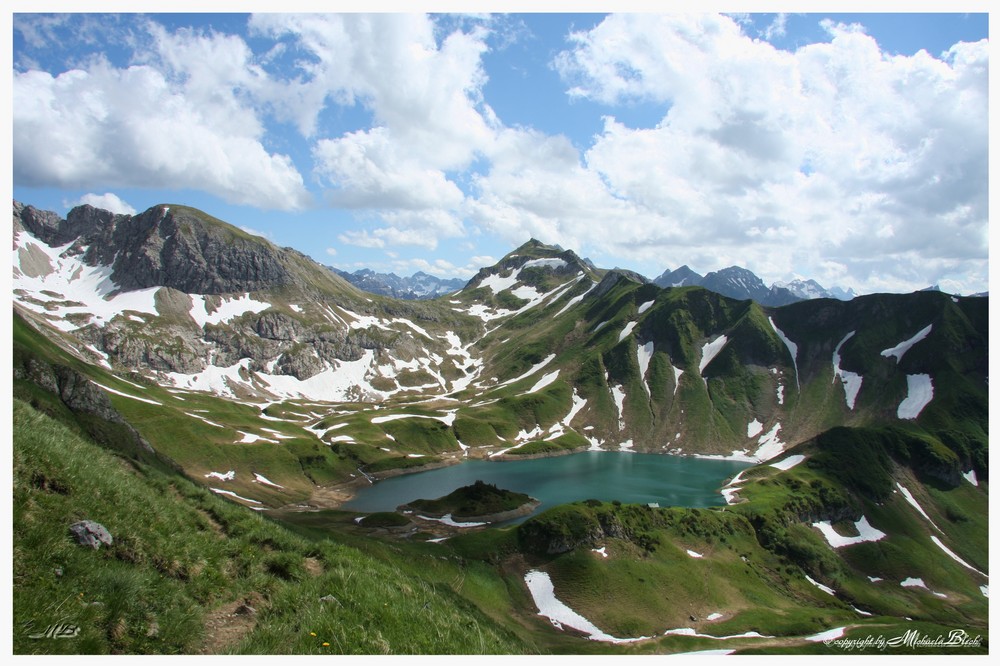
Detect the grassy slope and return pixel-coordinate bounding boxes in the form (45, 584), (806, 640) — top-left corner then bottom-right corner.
(12, 398), (533, 655)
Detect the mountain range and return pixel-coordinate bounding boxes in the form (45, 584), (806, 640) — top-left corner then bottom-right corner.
(330, 259), (860, 306)
(654, 265), (857, 306)
(12, 201), (988, 655)
(331, 267), (466, 300)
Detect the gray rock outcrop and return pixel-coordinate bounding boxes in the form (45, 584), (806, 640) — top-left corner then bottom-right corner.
(69, 520), (113, 549)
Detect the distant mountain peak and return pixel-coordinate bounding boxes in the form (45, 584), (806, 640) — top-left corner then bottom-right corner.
(331, 267), (466, 300)
(655, 263), (855, 304)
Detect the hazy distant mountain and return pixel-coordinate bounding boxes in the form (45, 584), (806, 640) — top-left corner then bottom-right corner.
(656, 265), (855, 305)
(332, 267), (466, 300)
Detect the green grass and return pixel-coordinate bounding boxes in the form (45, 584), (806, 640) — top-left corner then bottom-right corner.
(12, 398), (534, 655)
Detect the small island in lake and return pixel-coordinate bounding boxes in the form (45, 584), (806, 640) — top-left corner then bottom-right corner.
(400, 480), (540, 523)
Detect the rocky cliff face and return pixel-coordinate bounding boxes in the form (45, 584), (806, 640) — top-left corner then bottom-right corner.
(12, 201), (474, 401)
(14, 202), (318, 295)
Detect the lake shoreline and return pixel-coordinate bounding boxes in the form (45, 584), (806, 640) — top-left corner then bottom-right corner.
(316, 449), (753, 519)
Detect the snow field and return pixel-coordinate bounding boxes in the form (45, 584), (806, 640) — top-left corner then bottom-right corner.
(210, 488), (262, 504)
(610, 384), (627, 431)
(769, 454), (805, 471)
(527, 370), (560, 394)
(418, 514), (485, 528)
(930, 536), (987, 577)
(895, 483), (942, 532)
(499, 354), (556, 388)
(189, 293), (270, 327)
(805, 575), (836, 596)
(524, 570), (649, 643)
(617, 321), (637, 343)
(699, 335), (728, 376)
(832, 331), (863, 409)
(553, 281), (597, 318)
(805, 627), (846, 642)
(881, 324), (932, 363)
(897, 374), (933, 419)
(662, 628), (773, 640)
(13, 234), (162, 330)
(768, 317), (799, 389)
(812, 516), (886, 548)
(636, 341), (654, 396)
(672, 366), (684, 396)
(92, 381), (163, 406)
(253, 473), (284, 488)
(370, 412), (457, 426)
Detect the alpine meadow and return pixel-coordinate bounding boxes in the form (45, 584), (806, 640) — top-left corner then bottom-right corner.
(9, 10), (989, 658)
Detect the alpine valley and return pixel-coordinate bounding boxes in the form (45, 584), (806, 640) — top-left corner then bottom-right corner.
(12, 201), (988, 655)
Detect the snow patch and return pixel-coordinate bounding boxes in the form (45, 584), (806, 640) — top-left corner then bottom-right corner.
(210, 488), (262, 504)
(253, 473), (284, 489)
(881, 324), (932, 363)
(812, 516), (886, 548)
(189, 293), (270, 327)
(962, 469), (978, 486)
(900, 577), (926, 589)
(205, 470), (235, 481)
(895, 483), (942, 532)
(768, 317), (799, 389)
(747, 419), (764, 438)
(805, 575), (835, 596)
(897, 374), (933, 419)
(12, 234), (161, 330)
(371, 412), (456, 426)
(618, 321), (637, 342)
(805, 627), (847, 643)
(499, 354), (556, 388)
(672, 366), (684, 396)
(686, 550), (703, 558)
(522, 258), (567, 270)
(562, 389), (587, 427)
(92, 382), (163, 406)
(610, 384), (627, 431)
(636, 341), (654, 396)
(554, 282), (597, 318)
(832, 331), (863, 409)
(699, 335), (728, 376)
(419, 513), (485, 527)
(769, 454), (805, 471)
(527, 370), (560, 394)
(637, 300), (655, 315)
(592, 547), (608, 558)
(930, 536), (987, 577)
(524, 570), (649, 643)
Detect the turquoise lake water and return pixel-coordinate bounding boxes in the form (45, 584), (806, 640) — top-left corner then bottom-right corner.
(341, 451), (751, 524)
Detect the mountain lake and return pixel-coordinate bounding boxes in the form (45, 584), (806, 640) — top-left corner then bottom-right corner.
(341, 451), (752, 524)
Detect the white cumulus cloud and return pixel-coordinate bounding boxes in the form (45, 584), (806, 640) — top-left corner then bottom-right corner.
(13, 25), (311, 211)
(70, 192), (136, 215)
(538, 14), (988, 292)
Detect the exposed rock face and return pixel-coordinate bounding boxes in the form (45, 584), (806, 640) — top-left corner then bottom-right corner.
(14, 350), (158, 458)
(13, 203), (297, 295)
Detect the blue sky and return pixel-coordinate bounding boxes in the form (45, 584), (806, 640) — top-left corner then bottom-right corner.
(9, 7), (990, 295)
